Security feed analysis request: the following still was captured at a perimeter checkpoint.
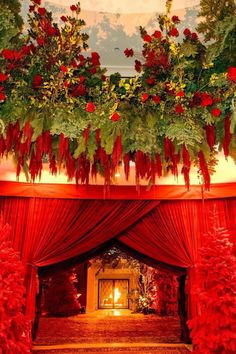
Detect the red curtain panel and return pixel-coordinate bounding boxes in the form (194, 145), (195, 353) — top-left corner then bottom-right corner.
(0, 197), (159, 318)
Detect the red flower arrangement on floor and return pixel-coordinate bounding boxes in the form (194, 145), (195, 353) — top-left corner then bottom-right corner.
(0, 0), (236, 188)
(188, 215), (236, 353)
(0, 217), (31, 353)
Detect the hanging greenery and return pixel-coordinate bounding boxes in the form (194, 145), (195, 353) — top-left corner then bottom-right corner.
(0, 0), (235, 189)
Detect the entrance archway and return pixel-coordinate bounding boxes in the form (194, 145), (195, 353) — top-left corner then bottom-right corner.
(36, 240), (190, 346)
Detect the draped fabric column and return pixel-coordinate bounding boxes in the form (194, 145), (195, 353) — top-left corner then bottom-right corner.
(119, 199), (236, 317)
(0, 197), (159, 319)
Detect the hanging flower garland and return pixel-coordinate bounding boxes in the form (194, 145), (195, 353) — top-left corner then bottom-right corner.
(0, 0), (235, 189)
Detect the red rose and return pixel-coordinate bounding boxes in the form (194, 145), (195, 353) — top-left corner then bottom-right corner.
(60, 65), (68, 73)
(79, 76), (86, 83)
(61, 16), (68, 22)
(38, 7), (46, 16)
(141, 93), (149, 103)
(175, 104), (184, 114)
(33, 0), (41, 5)
(0, 92), (6, 101)
(172, 15), (180, 23)
(29, 44), (36, 53)
(64, 80), (70, 88)
(70, 5), (78, 11)
(143, 34), (152, 43)
(146, 78), (155, 85)
(78, 54), (85, 66)
(124, 48), (134, 57)
(89, 67), (97, 75)
(70, 59), (78, 67)
(29, 5), (35, 12)
(152, 95), (161, 104)
(169, 28), (179, 37)
(111, 112), (120, 122)
(0, 73), (8, 82)
(211, 108), (222, 117)
(183, 28), (191, 37)
(32, 74), (43, 88)
(176, 91), (185, 98)
(47, 27), (57, 36)
(2, 49), (14, 61)
(86, 102), (96, 113)
(22, 45), (31, 55)
(191, 32), (198, 40)
(101, 75), (107, 81)
(37, 37), (45, 46)
(71, 84), (86, 97)
(228, 67), (236, 83)
(135, 60), (142, 73)
(153, 30), (162, 39)
(201, 92), (213, 107)
(91, 52), (100, 66)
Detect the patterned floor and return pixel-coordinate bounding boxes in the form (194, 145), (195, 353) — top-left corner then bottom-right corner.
(33, 310), (191, 353)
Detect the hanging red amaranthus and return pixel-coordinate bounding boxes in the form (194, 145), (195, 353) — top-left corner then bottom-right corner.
(198, 150), (210, 190)
(222, 115), (232, 157)
(66, 152), (75, 181)
(205, 125), (215, 149)
(112, 135), (122, 167)
(123, 153), (130, 180)
(181, 144), (191, 190)
(58, 133), (69, 167)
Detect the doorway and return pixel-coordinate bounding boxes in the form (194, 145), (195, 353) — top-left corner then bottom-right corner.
(98, 279), (129, 309)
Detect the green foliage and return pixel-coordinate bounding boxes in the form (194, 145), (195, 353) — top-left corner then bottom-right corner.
(0, 0), (23, 51)
(198, 0), (236, 70)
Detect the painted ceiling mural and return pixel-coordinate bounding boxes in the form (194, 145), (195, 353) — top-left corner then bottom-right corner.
(21, 0), (200, 75)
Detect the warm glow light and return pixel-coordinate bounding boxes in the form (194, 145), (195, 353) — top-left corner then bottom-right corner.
(114, 288), (121, 303)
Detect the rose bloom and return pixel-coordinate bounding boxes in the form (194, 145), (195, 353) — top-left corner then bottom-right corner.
(143, 34), (152, 43)
(141, 93), (149, 103)
(169, 28), (179, 37)
(61, 16), (68, 22)
(135, 60), (142, 73)
(38, 7), (46, 16)
(211, 108), (222, 117)
(0, 92), (6, 101)
(32, 74), (43, 88)
(60, 65), (68, 73)
(152, 95), (161, 104)
(146, 78), (155, 85)
(124, 48), (134, 57)
(70, 5), (77, 11)
(172, 15), (180, 23)
(0, 73), (8, 82)
(201, 92), (213, 107)
(111, 112), (120, 122)
(176, 91), (185, 98)
(153, 30), (162, 39)
(175, 104), (184, 114)
(37, 37), (45, 46)
(91, 52), (100, 66)
(183, 28), (191, 37)
(86, 102), (96, 113)
(191, 32), (198, 40)
(228, 67), (236, 83)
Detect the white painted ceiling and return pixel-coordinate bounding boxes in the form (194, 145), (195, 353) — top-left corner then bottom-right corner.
(21, 0), (200, 75)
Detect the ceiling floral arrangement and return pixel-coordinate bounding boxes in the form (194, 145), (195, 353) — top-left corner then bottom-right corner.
(0, 0), (235, 189)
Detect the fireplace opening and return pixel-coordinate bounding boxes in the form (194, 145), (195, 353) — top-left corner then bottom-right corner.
(98, 279), (129, 309)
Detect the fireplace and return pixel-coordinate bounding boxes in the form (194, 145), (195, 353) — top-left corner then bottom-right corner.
(98, 279), (129, 309)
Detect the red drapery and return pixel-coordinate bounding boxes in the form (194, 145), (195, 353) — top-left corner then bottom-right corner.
(119, 199), (236, 316)
(0, 182), (236, 321)
(0, 197), (159, 318)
